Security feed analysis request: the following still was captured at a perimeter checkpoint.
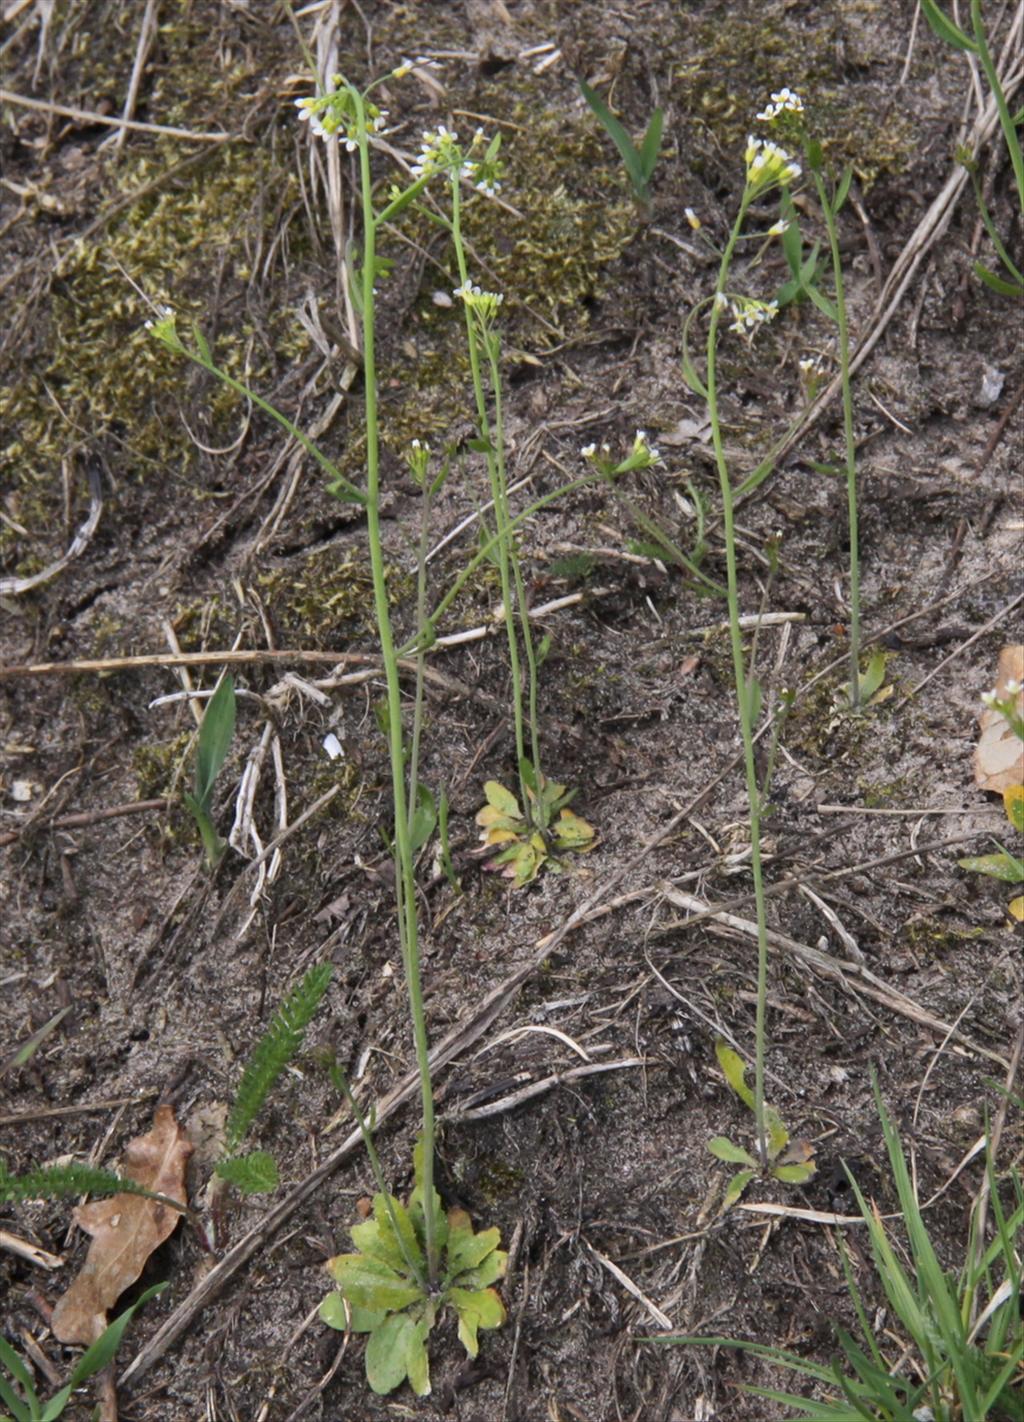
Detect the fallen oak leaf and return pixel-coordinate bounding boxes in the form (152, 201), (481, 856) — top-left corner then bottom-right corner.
(52, 1104), (192, 1346)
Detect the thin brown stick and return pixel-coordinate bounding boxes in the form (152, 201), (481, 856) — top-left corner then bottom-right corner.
(0, 1093), (158, 1128)
(0, 86), (233, 142)
(0, 798), (171, 848)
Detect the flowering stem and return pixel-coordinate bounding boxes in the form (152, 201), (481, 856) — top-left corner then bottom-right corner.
(813, 168), (860, 708)
(353, 87), (438, 1282)
(449, 177), (538, 816)
(706, 188), (771, 1166)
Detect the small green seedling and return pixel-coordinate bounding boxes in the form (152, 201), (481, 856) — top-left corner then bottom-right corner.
(0, 1283), (165, 1422)
(833, 648), (893, 713)
(959, 784), (1024, 923)
(580, 80), (663, 208)
(182, 674), (236, 869)
(213, 962), (333, 1198)
(921, 0), (1024, 299)
(655, 1074), (1023, 1420)
(320, 1144), (507, 1398)
(708, 1040), (816, 1208)
(475, 763), (595, 886)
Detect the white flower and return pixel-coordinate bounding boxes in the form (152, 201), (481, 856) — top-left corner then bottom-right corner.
(1004, 678), (1022, 695)
(756, 87), (805, 122)
(684, 206), (701, 230)
(714, 291), (729, 309)
(580, 443), (597, 459)
(768, 218), (789, 236)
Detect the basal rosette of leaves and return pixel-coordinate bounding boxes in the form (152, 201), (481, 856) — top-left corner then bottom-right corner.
(475, 775), (596, 886)
(708, 1040), (816, 1207)
(320, 1160), (508, 1397)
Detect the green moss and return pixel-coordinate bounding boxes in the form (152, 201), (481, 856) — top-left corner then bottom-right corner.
(473, 1157), (525, 1207)
(258, 547), (400, 646)
(675, 1), (917, 188)
(133, 730), (192, 800)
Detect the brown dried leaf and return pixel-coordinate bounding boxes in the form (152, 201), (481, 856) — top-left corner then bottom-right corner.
(974, 645), (1024, 793)
(52, 1104), (192, 1345)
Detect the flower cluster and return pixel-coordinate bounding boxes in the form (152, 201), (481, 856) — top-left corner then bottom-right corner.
(798, 354), (828, 399)
(294, 81), (386, 150)
(581, 429), (660, 475)
(717, 292), (779, 340)
(744, 135), (801, 192)
(144, 305), (184, 354)
(756, 87), (804, 122)
(405, 437), (431, 486)
(452, 282), (504, 321)
(411, 124), (463, 179)
(982, 679), (1023, 709)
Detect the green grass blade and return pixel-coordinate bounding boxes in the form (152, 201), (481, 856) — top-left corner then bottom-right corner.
(920, 0), (976, 51)
(194, 675), (236, 810)
(638, 107), (663, 182)
(580, 80), (647, 197)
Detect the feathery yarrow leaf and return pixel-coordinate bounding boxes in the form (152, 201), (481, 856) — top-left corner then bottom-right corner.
(224, 962), (333, 1154)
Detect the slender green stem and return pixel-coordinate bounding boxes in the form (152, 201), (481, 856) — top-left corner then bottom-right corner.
(813, 168), (860, 707)
(486, 333), (544, 791)
(406, 480), (434, 839)
(449, 177), (530, 803)
(396, 470), (604, 658)
(971, 0), (1024, 215)
(353, 89), (437, 1282)
(706, 189), (770, 1165)
(332, 1066), (428, 1290)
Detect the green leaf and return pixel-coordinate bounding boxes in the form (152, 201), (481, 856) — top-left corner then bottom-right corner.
(714, 1039), (754, 1109)
(58, 1282), (167, 1404)
(194, 675), (236, 810)
(857, 650), (888, 703)
(452, 1248), (508, 1291)
(958, 852), (1024, 883)
(708, 1136), (758, 1167)
(373, 1192), (426, 1277)
(1004, 785), (1024, 833)
(722, 1168), (756, 1209)
(318, 1290), (385, 1334)
(445, 1212), (502, 1276)
(450, 1285), (506, 1358)
(0, 1336), (37, 1422)
(325, 1254), (424, 1314)
(404, 1318), (432, 1396)
(580, 80), (647, 199)
(483, 780), (521, 818)
(773, 1161), (817, 1184)
(365, 1313), (414, 1395)
(639, 107), (664, 182)
(973, 262), (1024, 297)
(223, 962), (332, 1154)
(806, 281), (839, 323)
(920, 0), (977, 52)
(765, 1106), (790, 1161)
(409, 783), (437, 854)
(834, 165), (853, 213)
(553, 808), (596, 851)
(192, 326), (212, 364)
(182, 791), (228, 870)
(214, 1151), (279, 1194)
